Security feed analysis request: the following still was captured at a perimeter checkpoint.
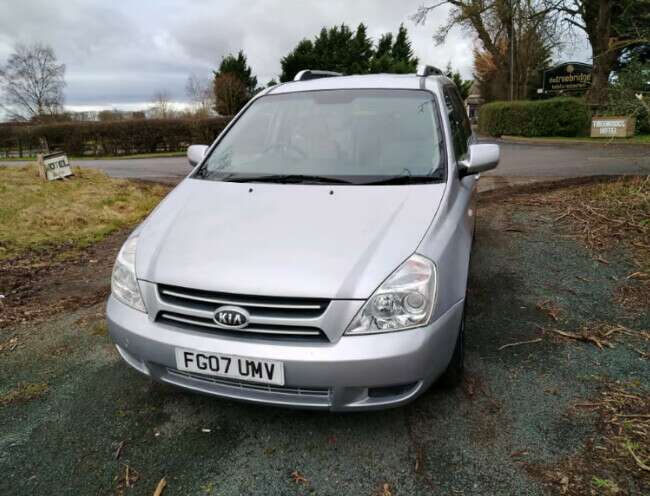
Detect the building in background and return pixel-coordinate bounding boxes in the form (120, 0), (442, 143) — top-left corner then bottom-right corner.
(465, 82), (484, 124)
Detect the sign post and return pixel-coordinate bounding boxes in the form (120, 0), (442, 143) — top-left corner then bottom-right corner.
(37, 152), (73, 181)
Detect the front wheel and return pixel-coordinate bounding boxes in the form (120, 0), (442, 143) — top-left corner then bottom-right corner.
(438, 307), (465, 388)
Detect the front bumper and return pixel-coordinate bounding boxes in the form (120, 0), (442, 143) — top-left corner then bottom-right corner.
(107, 295), (464, 411)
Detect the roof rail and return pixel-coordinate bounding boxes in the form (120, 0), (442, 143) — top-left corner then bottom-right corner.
(416, 64), (443, 77)
(294, 70), (343, 82)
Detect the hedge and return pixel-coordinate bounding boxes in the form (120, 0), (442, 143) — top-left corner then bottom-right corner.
(0, 117), (232, 157)
(478, 97), (591, 137)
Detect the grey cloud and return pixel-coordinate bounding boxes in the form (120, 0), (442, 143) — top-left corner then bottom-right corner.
(0, 0), (589, 113)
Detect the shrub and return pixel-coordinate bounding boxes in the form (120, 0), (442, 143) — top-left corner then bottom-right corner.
(606, 58), (650, 134)
(0, 117), (231, 158)
(478, 97), (591, 137)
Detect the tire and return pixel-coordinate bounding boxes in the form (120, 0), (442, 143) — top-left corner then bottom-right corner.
(439, 307), (465, 388)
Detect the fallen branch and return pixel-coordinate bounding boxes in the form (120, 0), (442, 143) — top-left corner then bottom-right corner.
(114, 440), (125, 460)
(627, 444), (650, 472)
(498, 338), (542, 351)
(153, 477), (167, 496)
(548, 329), (610, 350)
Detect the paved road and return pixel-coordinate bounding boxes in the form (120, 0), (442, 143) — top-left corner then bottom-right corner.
(1, 141), (648, 183)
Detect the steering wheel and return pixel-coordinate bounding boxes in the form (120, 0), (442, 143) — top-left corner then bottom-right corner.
(262, 143), (307, 159)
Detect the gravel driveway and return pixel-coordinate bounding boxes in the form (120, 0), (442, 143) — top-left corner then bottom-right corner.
(1, 179), (648, 495)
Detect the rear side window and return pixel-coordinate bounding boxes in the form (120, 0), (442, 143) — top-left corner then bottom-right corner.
(443, 86), (472, 161)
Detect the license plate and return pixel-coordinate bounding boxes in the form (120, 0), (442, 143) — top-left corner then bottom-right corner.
(175, 348), (285, 386)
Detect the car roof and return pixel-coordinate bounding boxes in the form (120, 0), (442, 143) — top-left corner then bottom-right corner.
(268, 73), (450, 94)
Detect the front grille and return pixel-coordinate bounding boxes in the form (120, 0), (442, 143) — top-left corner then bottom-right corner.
(158, 284), (329, 319)
(157, 311), (325, 339)
(156, 284), (329, 340)
(167, 368), (330, 397)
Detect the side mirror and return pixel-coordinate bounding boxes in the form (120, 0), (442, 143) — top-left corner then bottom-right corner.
(459, 144), (500, 177)
(187, 144), (209, 168)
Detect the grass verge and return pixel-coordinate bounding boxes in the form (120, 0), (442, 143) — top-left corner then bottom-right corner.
(0, 165), (168, 260)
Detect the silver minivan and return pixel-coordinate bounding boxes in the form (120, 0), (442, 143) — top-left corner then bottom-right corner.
(107, 66), (499, 411)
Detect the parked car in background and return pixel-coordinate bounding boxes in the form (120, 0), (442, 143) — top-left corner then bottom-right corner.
(107, 66), (499, 411)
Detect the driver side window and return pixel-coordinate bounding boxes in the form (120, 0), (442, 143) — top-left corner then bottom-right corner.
(443, 86), (472, 162)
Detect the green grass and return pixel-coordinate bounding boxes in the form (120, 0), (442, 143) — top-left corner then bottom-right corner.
(0, 150), (186, 161)
(501, 134), (650, 145)
(591, 477), (620, 492)
(0, 382), (49, 406)
(0, 165), (169, 260)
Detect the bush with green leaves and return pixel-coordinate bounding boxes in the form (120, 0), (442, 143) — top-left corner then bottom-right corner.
(606, 57), (650, 134)
(478, 97), (591, 137)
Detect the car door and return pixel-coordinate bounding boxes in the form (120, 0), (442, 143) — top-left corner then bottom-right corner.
(443, 84), (478, 236)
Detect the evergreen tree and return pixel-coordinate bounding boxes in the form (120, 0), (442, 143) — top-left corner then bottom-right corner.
(280, 39), (317, 82)
(370, 26), (418, 74)
(348, 23), (374, 74)
(375, 33), (393, 59)
(280, 23), (419, 81)
(391, 24), (415, 64)
(214, 50), (258, 95)
(213, 50), (258, 114)
(444, 63), (473, 100)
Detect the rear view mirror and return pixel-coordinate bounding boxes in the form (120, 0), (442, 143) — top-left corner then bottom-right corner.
(459, 144), (500, 177)
(187, 144), (209, 168)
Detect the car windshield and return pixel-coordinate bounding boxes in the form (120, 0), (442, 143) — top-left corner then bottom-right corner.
(195, 89), (445, 184)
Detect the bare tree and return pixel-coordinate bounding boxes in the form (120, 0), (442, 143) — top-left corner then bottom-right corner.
(413, 1), (560, 101)
(185, 74), (213, 117)
(415, 0), (650, 104)
(0, 43), (65, 121)
(150, 90), (172, 119)
(538, 0), (650, 104)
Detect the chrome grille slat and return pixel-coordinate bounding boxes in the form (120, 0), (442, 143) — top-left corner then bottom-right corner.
(168, 368), (330, 397)
(156, 284), (330, 341)
(159, 313), (321, 336)
(161, 289), (323, 310)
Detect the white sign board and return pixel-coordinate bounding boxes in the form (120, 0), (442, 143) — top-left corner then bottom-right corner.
(591, 116), (635, 138)
(42, 152), (73, 180)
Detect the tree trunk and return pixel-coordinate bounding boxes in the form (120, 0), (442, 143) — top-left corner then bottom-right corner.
(585, 0), (615, 105)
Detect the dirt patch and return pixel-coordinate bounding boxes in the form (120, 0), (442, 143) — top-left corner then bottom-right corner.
(483, 176), (650, 316)
(527, 381), (650, 495)
(0, 382), (48, 407)
(614, 280), (650, 316)
(0, 229), (128, 329)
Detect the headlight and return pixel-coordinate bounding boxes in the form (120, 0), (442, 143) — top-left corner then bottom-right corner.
(345, 254), (436, 335)
(111, 236), (146, 312)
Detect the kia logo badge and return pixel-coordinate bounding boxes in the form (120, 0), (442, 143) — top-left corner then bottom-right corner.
(213, 306), (250, 329)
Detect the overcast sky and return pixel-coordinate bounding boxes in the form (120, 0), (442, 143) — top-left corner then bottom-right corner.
(0, 0), (591, 114)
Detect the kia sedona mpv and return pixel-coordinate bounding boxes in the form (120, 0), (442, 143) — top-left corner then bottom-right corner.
(107, 65), (500, 411)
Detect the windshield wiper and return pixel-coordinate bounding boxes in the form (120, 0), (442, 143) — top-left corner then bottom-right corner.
(221, 174), (354, 185)
(363, 170), (445, 185)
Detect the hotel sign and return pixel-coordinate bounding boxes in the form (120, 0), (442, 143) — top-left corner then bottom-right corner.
(591, 116), (636, 138)
(543, 62), (592, 93)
